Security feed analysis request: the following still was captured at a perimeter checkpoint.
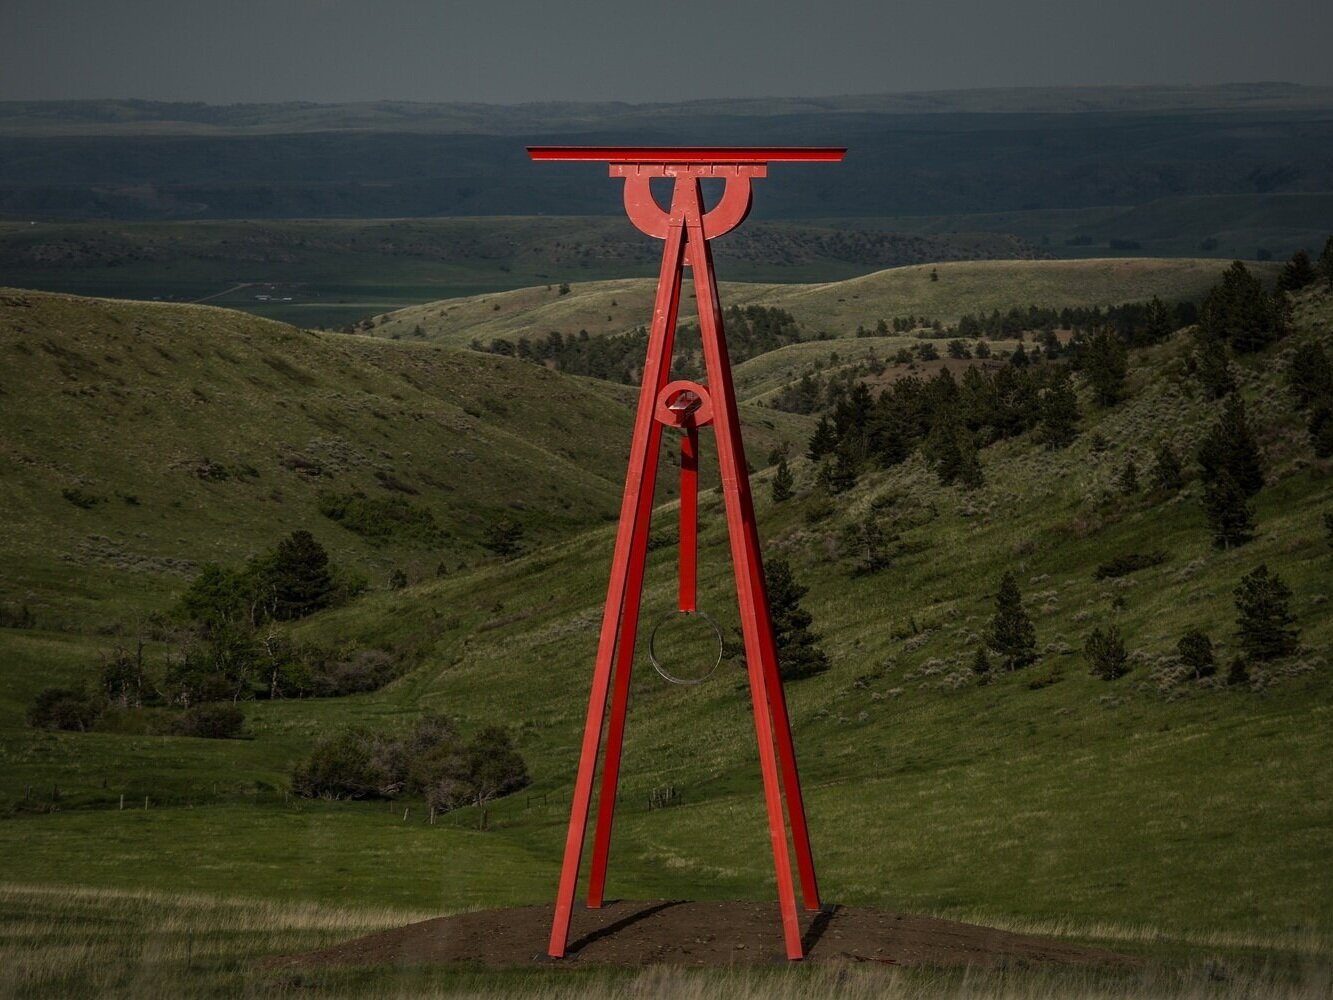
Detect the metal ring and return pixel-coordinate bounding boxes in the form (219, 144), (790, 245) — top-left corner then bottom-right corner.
(648, 609), (724, 686)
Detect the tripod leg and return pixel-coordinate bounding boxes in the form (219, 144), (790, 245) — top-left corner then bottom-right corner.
(548, 216), (687, 958)
(743, 528), (822, 909)
(586, 417), (665, 907)
(684, 189), (805, 961)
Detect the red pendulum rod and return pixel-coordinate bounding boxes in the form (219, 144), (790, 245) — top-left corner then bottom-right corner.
(678, 423), (699, 614)
(532, 146), (842, 963)
(672, 389), (702, 616)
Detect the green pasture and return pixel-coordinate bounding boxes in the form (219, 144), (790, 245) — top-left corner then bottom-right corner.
(0, 280), (1329, 996)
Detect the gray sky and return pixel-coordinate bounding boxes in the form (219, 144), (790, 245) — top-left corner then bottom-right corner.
(3, 0), (1331, 104)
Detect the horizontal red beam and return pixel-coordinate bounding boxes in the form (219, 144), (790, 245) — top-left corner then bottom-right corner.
(528, 146), (845, 164)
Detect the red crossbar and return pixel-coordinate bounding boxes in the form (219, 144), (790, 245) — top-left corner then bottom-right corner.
(527, 146), (845, 163)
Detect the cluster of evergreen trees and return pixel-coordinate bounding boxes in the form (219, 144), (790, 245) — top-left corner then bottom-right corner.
(969, 561), (1301, 687)
(475, 305), (804, 384)
(856, 299), (1193, 344)
(803, 359), (1100, 492)
(953, 298), (1192, 344)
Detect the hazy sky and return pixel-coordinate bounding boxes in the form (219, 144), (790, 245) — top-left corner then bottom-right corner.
(4, 0), (1332, 104)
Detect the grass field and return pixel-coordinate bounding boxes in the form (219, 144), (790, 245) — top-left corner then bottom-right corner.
(370, 258), (1281, 348)
(0, 277), (1329, 996)
(0, 883), (1328, 998)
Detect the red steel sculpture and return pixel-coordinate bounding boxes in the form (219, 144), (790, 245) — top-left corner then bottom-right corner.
(528, 146), (845, 961)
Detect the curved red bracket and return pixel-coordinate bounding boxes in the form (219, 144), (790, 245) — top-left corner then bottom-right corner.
(654, 380), (715, 428)
(622, 173), (753, 241)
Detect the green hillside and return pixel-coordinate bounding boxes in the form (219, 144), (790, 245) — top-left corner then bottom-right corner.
(372, 257), (1278, 347)
(0, 289), (810, 627)
(0, 277), (1329, 995)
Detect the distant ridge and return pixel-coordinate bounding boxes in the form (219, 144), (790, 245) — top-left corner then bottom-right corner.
(3, 83), (1333, 136)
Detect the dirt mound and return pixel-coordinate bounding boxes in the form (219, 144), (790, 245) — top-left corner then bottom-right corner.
(269, 901), (1135, 969)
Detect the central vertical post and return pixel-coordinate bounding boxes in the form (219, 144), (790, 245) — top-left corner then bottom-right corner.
(529, 146), (843, 962)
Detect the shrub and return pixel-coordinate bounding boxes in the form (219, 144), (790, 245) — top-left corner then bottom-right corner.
(27, 687), (101, 731)
(483, 519), (525, 558)
(291, 728), (402, 800)
(0, 603), (36, 629)
(318, 491), (445, 545)
(61, 487), (103, 509)
(168, 703), (245, 739)
(425, 727), (530, 817)
(1093, 551), (1167, 580)
(292, 715), (529, 813)
(1086, 625), (1129, 680)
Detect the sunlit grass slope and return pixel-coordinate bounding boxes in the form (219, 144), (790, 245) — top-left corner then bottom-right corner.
(0, 288), (809, 627)
(372, 258), (1277, 347)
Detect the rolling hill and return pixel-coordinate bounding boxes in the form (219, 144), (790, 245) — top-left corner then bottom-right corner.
(0, 288), (811, 627)
(370, 257), (1279, 348)
(0, 272), (1329, 995)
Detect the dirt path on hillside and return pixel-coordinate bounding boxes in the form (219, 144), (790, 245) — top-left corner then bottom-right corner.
(267, 901), (1135, 970)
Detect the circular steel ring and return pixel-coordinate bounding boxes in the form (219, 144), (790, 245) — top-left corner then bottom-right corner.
(648, 609), (724, 686)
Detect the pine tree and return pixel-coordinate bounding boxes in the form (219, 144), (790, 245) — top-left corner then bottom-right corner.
(817, 444), (858, 494)
(1276, 249), (1317, 292)
(1083, 329), (1128, 406)
(1118, 457), (1140, 495)
(956, 429), (984, 489)
(1198, 396), (1264, 497)
(1310, 406), (1333, 459)
(1287, 341), (1333, 410)
(1139, 296), (1175, 346)
(1149, 442), (1184, 493)
(1319, 236), (1333, 288)
(987, 571), (1037, 670)
(1176, 628), (1217, 679)
(807, 415), (837, 462)
(1190, 332), (1236, 399)
(1199, 260), (1289, 353)
(770, 455), (794, 502)
(971, 646), (992, 678)
(1038, 374), (1080, 449)
(763, 557), (830, 681)
(1203, 472), (1256, 549)
(265, 530), (334, 621)
(1234, 564), (1300, 661)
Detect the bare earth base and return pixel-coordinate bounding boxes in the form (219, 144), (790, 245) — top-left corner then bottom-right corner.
(269, 901), (1136, 970)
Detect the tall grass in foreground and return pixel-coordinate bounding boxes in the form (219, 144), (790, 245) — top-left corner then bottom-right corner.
(2, 884), (1328, 999)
